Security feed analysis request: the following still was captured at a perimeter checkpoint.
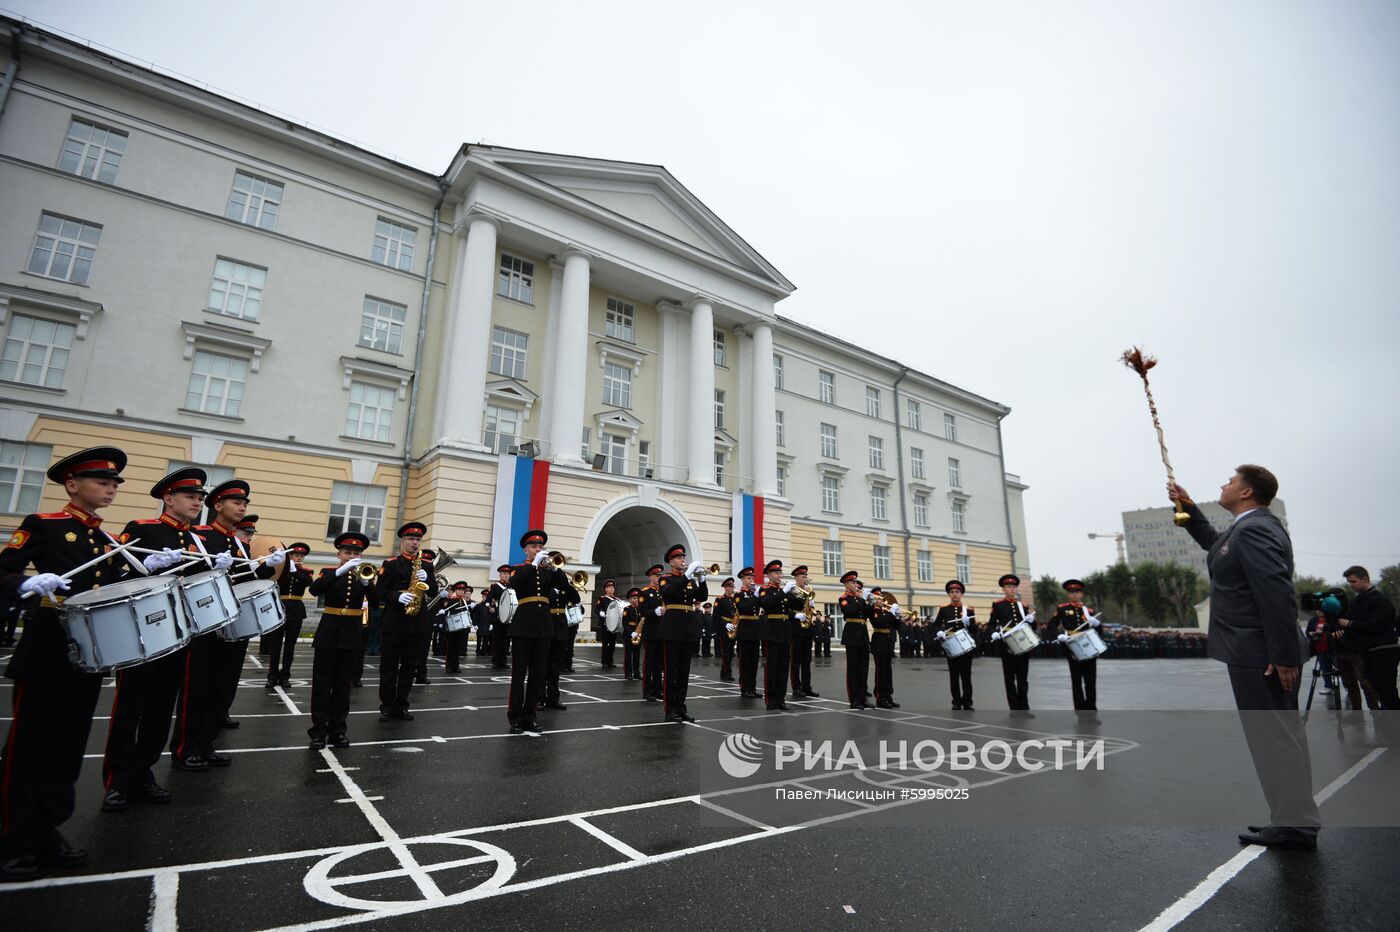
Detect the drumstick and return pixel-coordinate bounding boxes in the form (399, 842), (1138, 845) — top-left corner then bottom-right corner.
(20, 537), (143, 598)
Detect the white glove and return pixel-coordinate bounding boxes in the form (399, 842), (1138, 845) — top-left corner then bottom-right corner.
(397, 592), (414, 606)
(961, 617), (971, 628)
(335, 557), (363, 577)
(264, 551), (286, 568)
(891, 604), (902, 618)
(686, 561), (703, 578)
(532, 550), (549, 567)
(936, 630), (947, 640)
(213, 552), (235, 571)
(794, 612), (806, 622)
(654, 606), (664, 616)
(782, 580), (796, 594)
(863, 589), (874, 603)
(1023, 610), (1036, 624)
(20, 573), (70, 598)
(1057, 633), (1070, 643)
(142, 548), (184, 572)
(990, 630), (1003, 641)
(415, 568), (428, 581)
(725, 623), (736, 634)
(631, 632), (641, 643)
(1088, 616), (1100, 628)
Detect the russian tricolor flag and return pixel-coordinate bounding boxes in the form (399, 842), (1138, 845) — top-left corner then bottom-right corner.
(491, 454), (552, 567)
(730, 493), (764, 575)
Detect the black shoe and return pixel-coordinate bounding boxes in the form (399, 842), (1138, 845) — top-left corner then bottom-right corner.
(952, 702), (965, 711)
(37, 834), (87, 868)
(172, 755), (209, 772)
(677, 712), (696, 722)
(280, 674), (291, 687)
(445, 667), (460, 674)
(393, 710), (415, 721)
(963, 704), (975, 711)
(644, 696), (659, 704)
(0, 854), (39, 882)
(330, 735), (351, 749)
(543, 702), (567, 711)
(509, 722), (524, 735)
(205, 752), (231, 767)
(310, 736), (327, 750)
(101, 788), (130, 812)
(1239, 827), (1317, 850)
(876, 701), (895, 709)
(741, 690), (761, 699)
(850, 702), (863, 709)
(887, 701), (901, 708)
(562, 667), (574, 673)
(666, 712), (683, 722)
(415, 677), (429, 685)
(222, 717), (240, 729)
(776, 702), (790, 711)
(806, 690), (821, 698)
(378, 710), (392, 722)
(265, 679), (279, 690)
(135, 775), (171, 804)
(522, 721), (542, 733)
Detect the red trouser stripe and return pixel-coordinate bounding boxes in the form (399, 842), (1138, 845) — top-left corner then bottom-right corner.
(174, 649), (193, 758)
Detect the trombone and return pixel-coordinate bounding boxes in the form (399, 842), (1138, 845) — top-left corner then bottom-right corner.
(549, 551), (590, 591)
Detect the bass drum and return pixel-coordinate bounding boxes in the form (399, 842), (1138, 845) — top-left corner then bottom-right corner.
(248, 536), (287, 582)
(604, 599), (624, 633)
(497, 588), (518, 625)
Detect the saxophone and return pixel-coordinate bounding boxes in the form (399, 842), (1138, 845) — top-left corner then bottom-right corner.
(798, 585), (816, 629)
(403, 548), (429, 616)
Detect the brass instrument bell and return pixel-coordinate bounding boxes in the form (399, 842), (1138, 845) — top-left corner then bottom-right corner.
(355, 561), (378, 581)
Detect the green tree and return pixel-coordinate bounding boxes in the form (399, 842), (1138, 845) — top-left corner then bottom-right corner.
(1133, 562), (1171, 627)
(1105, 561), (1137, 626)
(1158, 564), (1204, 627)
(1033, 575), (1061, 615)
(1378, 564), (1400, 606)
(1082, 571), (1112, 621)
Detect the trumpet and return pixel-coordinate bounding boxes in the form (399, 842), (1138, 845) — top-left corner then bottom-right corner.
(692, 562), (720, 579)
(549, 551), (569, 568)
(355, 561), (379, 581)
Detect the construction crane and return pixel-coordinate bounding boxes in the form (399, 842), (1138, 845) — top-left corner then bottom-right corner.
(1087, 532), (1126, 564)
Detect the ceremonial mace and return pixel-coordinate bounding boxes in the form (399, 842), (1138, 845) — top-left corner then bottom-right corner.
(1120, 346), (1191, 527)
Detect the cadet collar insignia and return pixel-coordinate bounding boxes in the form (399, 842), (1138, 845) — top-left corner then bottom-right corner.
(63, 502), (102, 528)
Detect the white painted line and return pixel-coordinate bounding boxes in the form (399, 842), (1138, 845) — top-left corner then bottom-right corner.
(570, 817), (648, 862)
(247, 654), (263, 669)
(324, 854), (497, 887)
(273, 685), (301, 715)
(559, 689), (606, 703)
(147, 870), (178, 932)
(336, 796), (385, 804)
(1138, 747), (1386, 932)
(690, 796), (775, 831)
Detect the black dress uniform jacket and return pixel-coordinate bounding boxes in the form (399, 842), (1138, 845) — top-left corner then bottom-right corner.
(934, 604), (977, 636)
(637, 585), (663, 641)
(870, 608), (901, 656)
(657, 572), (707, 641)
(1047, 603), (1095, 638)
(839, 594), (872, 649)
(758, 585), (791, 643)
(378, 554), (440, 635)
(735, 588), (762, 641)
(507, 561), (568, 639)
(278, 563), (313, 622)
(309, 567), (376, 650)
(987, 599), (1033, 655)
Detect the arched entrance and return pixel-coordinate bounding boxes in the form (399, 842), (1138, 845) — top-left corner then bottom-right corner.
(582, 498), (700, 594)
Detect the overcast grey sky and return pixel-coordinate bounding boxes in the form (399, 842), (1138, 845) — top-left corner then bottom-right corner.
(11, 0), (1398, 582)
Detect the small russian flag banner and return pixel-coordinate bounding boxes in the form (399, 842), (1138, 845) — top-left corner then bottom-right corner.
(729, 493), (764, 575)
(491, 454), (552, 567)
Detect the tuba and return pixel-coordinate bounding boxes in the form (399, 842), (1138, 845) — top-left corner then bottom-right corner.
(798, 585), (817, 629)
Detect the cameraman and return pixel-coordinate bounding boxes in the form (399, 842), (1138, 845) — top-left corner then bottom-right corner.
(1338, 566), (1399, 722)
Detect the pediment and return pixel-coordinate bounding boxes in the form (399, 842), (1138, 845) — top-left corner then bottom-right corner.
(485, 378), (538, 410)
(594, 408), (644, 432)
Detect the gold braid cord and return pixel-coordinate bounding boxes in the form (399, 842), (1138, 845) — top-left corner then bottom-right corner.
(1121, 346), (1191, 524)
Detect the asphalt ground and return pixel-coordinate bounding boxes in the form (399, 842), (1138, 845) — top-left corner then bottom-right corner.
(1, 641), (1396, 931)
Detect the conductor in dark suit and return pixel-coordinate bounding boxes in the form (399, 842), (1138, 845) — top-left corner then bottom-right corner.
(1171, 465), (1320, 850)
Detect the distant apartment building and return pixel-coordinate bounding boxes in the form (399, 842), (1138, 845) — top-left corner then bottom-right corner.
(1123, 500), (1288, 577)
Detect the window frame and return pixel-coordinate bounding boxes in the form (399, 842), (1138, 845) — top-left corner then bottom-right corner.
(865, 385), (881, 418)
(907, 399), (922, 431)
(326, 480), (387, 544)
(818, 369), (835, 405)
(225, 170), (284, 230)
(873, 545), (891, 579)
(206, 257), (267, 323)
(868, 435), (884, 470)
(343, 379), (396, 443)
(358, 296), (408, 355)
(910, 447), (925, 480)
(821, 539), (843, 576)
(489, 325), (529, 380)
(821, 474), (841, 513)
(819, 423), (838, 459)
(26, 212), (102, 285)
(605, 297), (635, 342)
(497, 253), (535, 304)
(0, 441), (52, 514)
(1, 313), (76, 389)
(371, 217), (416, 271)
(602, 361), (633, 409)
(57, 117), (127, 184)
(184, 349), (249, 418)
(713, 329), (727, 367)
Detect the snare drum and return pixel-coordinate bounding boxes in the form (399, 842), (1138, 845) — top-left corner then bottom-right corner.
(220, 580), (285, 641)
(1066, 628), (1108, 662)
(60, 575), (189, 672)
(497, 588), (518, 625)
(444, 606), (473, 633)
(604, 600), (624, 633)
(1002, 620), (1041, 656)
(564, 604), (585, 627)
(941, 627), (977, 658)
(177, 569), (239, 635)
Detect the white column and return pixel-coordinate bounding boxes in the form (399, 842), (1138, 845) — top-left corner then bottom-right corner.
(687, 298), (718, 488)
(750, 320), (777, 496)
(536, 258), (565, 446)
(547, 248), (591, 466)
(437, 214), (499, 449)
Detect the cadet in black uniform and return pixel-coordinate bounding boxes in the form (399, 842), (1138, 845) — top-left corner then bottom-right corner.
(634, 564), (665, 702)
(757, 560), (793, 711)
(544, 560), (580, 711)
(622, 587), (642, 679)
(488, 564), (512, 668)
(838, 571), (872, 709)
(0, 447), (127, 881)
(102, 467), (212, 813)
(814, 608), (833, 658)
(1048, 579), (1101, 712)
(443, 582), (473, 674)
(506, 529), (565, 733)
(986, 573), (1037, 713)
(868, 588), (903, 708)
(377, 523), (439, 721)
(651, 544), (707, 722)
(593, 579), (619, 669)
(733, 567), (762, 698)
(264, 542), (312, 689)
(414, 547), (440, 684)
(933, 580), (978, 710)
(307, 532), (375, 749)
(713, 577), (737, 682)
(789, 565), (819, 698)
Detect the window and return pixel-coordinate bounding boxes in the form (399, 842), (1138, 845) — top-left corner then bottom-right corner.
(27, 213), (101, 285)
(873, 545), (891, 579)
(917, 550), (932, 583)
(819, 423), (838, 458)
(948, 457), (962, 488)
(866, 385), (881, 418)
(913, 493), (929, 527)
(818, 370), (835, 405)
(605, 298), (635, 342)
(483, 404), (520, 454)
(713, 329), (726, 366)
(822, 540), (843, 576)
(776, 464), (787, 498)
(344, 381), (395, 442)
(185, 351), (247, 417)
(870, 485), (888, 521)
(906, 399), (922, 431)
(775, 410), (785, 447)
(490, 326), (528, 379)
(359, 297), (407, 354)
(225, 171), (283, 230)
(773, 354), (784, 389)
(497, 253), (534, 303)
(603, 362), (632, 408)
(714, 450), (726, 486)
(910, 447), (925, 480)
(638, 440), (652, 478)
(714, 389), (726, 429)
(581, 427), (591, 461)
(371, 218), (416, 270)
(821, 475), (840, 513)
(327, 481), (386, 542)
(1, 314), (75, 388)
(601, 433), (628, 476)
(0, 441), (51, 514)
(952, 500), (967, 533)
(868, 436), (884, 470)
(956, 554), (970, 585)
(58, 119), (126, 183)
(207, 258), (266, 321)
(944, 412), (958, 441)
